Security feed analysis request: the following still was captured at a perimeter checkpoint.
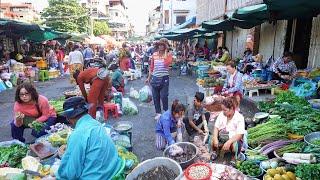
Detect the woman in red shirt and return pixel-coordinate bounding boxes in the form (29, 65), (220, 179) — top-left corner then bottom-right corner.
(56, 46), (65, 76)
(11, 82), (57, 142)
(73, 67), (112, 118)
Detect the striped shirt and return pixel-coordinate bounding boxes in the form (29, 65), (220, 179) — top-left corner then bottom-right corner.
(150, 52), (172, 77)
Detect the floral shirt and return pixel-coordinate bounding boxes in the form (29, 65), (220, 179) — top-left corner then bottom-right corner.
(272, 58), (297, 75)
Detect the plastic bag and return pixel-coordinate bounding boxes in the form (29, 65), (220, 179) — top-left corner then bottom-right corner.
(139, 85), (152, 102)
(129, 88), (139, 99)
(122, 98), (138, 116)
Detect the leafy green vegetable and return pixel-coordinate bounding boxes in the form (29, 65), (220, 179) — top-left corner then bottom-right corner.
(30, 121), (46, 133)
(275, 91), (309, 107)
(49, 97), (65, 114)
(0, 144), (28, 168)
(311, 139), (320, 146)
(276, 142), (304, 156)
(248, 118), (289, 147)
(295, 163), (320, 180)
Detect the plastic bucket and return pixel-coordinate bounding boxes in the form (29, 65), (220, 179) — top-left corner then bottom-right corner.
(125, 157), (183, 180)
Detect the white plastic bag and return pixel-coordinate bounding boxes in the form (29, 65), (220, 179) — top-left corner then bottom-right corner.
(122, 98), (138, 115)
(129, 87), (139, 99)
(139, 85), (152, 102)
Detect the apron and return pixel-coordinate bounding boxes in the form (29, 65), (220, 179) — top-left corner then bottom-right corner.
(217, 129), (242, 160)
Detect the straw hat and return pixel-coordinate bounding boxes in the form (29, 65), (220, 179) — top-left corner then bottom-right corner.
(253, 54), (263, 62)
(155, 38), (169, 49)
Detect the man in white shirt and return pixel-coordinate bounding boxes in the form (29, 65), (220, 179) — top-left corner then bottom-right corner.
(68, 45), (84, 84)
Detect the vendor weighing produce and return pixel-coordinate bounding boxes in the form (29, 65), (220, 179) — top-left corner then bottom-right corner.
(211, 97), (245, 158)
(11, 82), (57, 143)
(57, 96), (122, 179)
(73, 65), (112, 118)
(183, 92), (210, 139)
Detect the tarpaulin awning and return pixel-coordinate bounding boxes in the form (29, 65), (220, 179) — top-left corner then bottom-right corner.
(233, 4), (268, 21)
(0, 18), (41, 32)
(24, 28), (71, 42)
(162, 16), (196, 34)
(193, 32), (216, 39)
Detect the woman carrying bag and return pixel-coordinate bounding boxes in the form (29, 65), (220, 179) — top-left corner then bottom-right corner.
(146, 38), (173, 120)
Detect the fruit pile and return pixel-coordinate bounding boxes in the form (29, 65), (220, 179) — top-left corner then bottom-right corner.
(236, 160), (262, 177)
(264, 167), (296, 180)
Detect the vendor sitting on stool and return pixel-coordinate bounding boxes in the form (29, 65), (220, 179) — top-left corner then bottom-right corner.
(183, 92), (210, 140)
(272, 52), (297, 82)
(211, 97), (245, 159)
(222, 60), (243, 109)
(11, 82), (57, 143)
(57, 96), (122, 179)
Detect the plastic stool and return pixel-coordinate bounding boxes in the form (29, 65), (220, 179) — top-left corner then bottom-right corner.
(39, 70), (49, 81)
(103, 103), (119, 120)
(249, 89), (259, 97)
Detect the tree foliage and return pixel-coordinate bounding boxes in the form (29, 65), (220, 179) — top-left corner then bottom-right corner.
(93, 21), (110, 36)
(41, 0), (89, 33)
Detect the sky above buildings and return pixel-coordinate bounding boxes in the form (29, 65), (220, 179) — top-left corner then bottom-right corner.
(5, 0), (160, 36)
(123, 0), (159, 35)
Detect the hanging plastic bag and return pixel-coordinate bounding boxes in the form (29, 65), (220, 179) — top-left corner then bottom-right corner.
(129, 88), (139, 99)
(122, 98), (138, 116)
(139, 85), (152, 102)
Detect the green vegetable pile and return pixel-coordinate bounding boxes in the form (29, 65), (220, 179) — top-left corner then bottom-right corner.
(248, 118), (288, 147)
(236, 160), (261, 177)
(49, 97), (65, 114)
(30, 121), (46, 133)
(301, 144), (320, 162)
(311, 139), (320, 146)
(276, 142), (305, 156)
(0, 144), (28, 168)
(274, 91), (309, 106)
(257, 91), (320, 136)
(295, 163), (320, 180)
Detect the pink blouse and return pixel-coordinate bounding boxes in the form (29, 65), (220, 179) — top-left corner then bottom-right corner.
(14, 95), (56, 122)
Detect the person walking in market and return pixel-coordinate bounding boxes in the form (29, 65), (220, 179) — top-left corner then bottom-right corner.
(73, 65), (112, 118)
(11, 82), (57, 143)
(119, 43), (131, 72)
(56, 46), (65, 76)
(83, 44), (94, 65)
(68, 44), (84, 84)
(146, 38), (173, 120)
(57, 96), (122, 179)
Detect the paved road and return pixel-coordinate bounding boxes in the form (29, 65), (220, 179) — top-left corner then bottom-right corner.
(0, 71), (257, 161)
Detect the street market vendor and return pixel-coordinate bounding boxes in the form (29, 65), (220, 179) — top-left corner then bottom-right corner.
(11, 82), (57, 142)
(73, 66), (112, 118)
(155, 100), (185, 150)
(211, 97), (245, 157)
(222, 60), (243, 107)
(183, 92), (210, 139)
(272, 52), (297, 82)
(108, 63), (124, 92)
(57, 96), (122, 179)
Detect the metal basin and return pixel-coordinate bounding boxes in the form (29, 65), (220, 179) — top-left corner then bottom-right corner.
(113, 121), (133, 133)
(163, 142), (198, 169)
(304, 131), (320, 147)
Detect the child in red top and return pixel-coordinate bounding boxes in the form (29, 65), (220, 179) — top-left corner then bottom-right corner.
(11, 82), (57, 142)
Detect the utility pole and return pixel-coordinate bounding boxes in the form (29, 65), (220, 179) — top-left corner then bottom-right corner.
(170, 0), (173, 29)
(89, 0), (94, 36)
